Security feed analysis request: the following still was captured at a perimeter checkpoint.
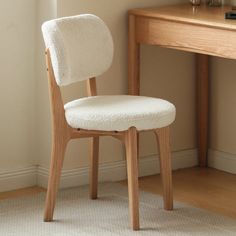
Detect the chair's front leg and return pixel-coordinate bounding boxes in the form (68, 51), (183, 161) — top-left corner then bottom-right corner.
(154, 127), (173, 210)
(125, 127), (140, 230)
(89, 137), (99, 199)
(44, 136), (68, 222)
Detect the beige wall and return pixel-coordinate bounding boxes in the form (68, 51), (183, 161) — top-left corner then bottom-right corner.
(0, 0), (36, 171)
(210, 57), (236, 153)
(36, 0), (57, 168)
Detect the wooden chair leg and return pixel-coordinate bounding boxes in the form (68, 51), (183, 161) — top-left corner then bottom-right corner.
(125, 127), (140, 230)
(89, 137), (99, 199)
(44, 137), (67, 222)
(154, 127), (173, 210)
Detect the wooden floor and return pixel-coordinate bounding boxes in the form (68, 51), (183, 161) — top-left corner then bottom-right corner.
(138, 167), (236, 219)
(0, 186), (45, 200)
(1, 167), (236, 219)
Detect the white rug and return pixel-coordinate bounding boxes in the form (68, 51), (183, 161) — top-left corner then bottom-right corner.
(0, 183), (236, 236)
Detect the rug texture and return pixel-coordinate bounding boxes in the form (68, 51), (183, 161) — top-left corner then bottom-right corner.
(0, 183), (236, 236)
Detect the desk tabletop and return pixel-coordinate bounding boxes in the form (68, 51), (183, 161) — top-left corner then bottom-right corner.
(129, 4), (236, 31)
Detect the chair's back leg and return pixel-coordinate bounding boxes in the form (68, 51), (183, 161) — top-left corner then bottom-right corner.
(155, 127), (173, 210)
(125, 127), (140, 230)
(87, 78), (100, 200)
(44, 49), (71, 221)
(89, 137), (99, 199)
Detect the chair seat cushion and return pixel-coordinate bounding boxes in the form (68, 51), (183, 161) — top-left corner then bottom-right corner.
(64, 95), (176, 131)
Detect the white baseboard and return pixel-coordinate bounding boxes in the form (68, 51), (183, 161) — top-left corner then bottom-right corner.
(2, 149), (235, 193)
(0, 149), (198, 192)
(0, 166), (37, 193)
(37, 149), (198, 189)
(208, 149), (236, 174)
(37, 160), (128, 189)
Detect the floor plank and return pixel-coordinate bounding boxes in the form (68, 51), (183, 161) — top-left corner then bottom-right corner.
(137, 167), (236, 219)
(0, 186), (45, 200)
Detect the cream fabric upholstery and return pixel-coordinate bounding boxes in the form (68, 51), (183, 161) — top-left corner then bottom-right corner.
(42, 14), (176, 131)
(42, 14), (113, 86)
(64, 95), (176, 131)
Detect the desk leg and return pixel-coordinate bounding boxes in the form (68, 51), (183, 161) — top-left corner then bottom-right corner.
(196, 54), (209, 167)
(128, 14), (140, 96)
(128, 14), (140, 176)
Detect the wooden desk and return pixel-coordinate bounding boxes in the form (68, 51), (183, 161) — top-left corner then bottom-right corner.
(128, 4), (236, 167)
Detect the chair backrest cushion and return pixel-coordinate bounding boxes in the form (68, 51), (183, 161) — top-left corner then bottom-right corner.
(42, 14), (114, 86)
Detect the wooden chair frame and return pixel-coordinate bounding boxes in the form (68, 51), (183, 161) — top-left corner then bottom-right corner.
(44, 49), (173, 230)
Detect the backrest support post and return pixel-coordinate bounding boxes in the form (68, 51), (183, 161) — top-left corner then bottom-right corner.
(87, 77), (97, 96)
(45, 48), (71, 140)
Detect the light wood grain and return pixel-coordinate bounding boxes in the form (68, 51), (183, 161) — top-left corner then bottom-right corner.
(44, 50), (71, 222)
(125, 127), (140, 230)
(128, 14), (140, 95)
(89, 137), (99, 199)
(196, 54), (209, 167)
(129, 4), (236, 31)
(70, 128), (126, 139)
(87, 78), (100, 200)
(155, 127), (173, 210)
(0, 187), (45, 200)
(135, 16), (236, 59)
(129, 4), (236, 60)
(86, 77), (97, 97)
(138, 167), (236, 219)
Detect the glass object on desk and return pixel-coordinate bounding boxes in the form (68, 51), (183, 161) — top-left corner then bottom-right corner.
(190, 0), (201, 5)
(207, 0), (222, 6)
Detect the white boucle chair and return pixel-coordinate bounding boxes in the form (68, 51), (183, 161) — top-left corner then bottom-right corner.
(42, 14), (176, 231)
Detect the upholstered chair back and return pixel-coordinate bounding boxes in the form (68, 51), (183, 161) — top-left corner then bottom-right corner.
(42, 14), (114, 86)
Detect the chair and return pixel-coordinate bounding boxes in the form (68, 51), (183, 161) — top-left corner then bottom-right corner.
(42, 14), (176, 231)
